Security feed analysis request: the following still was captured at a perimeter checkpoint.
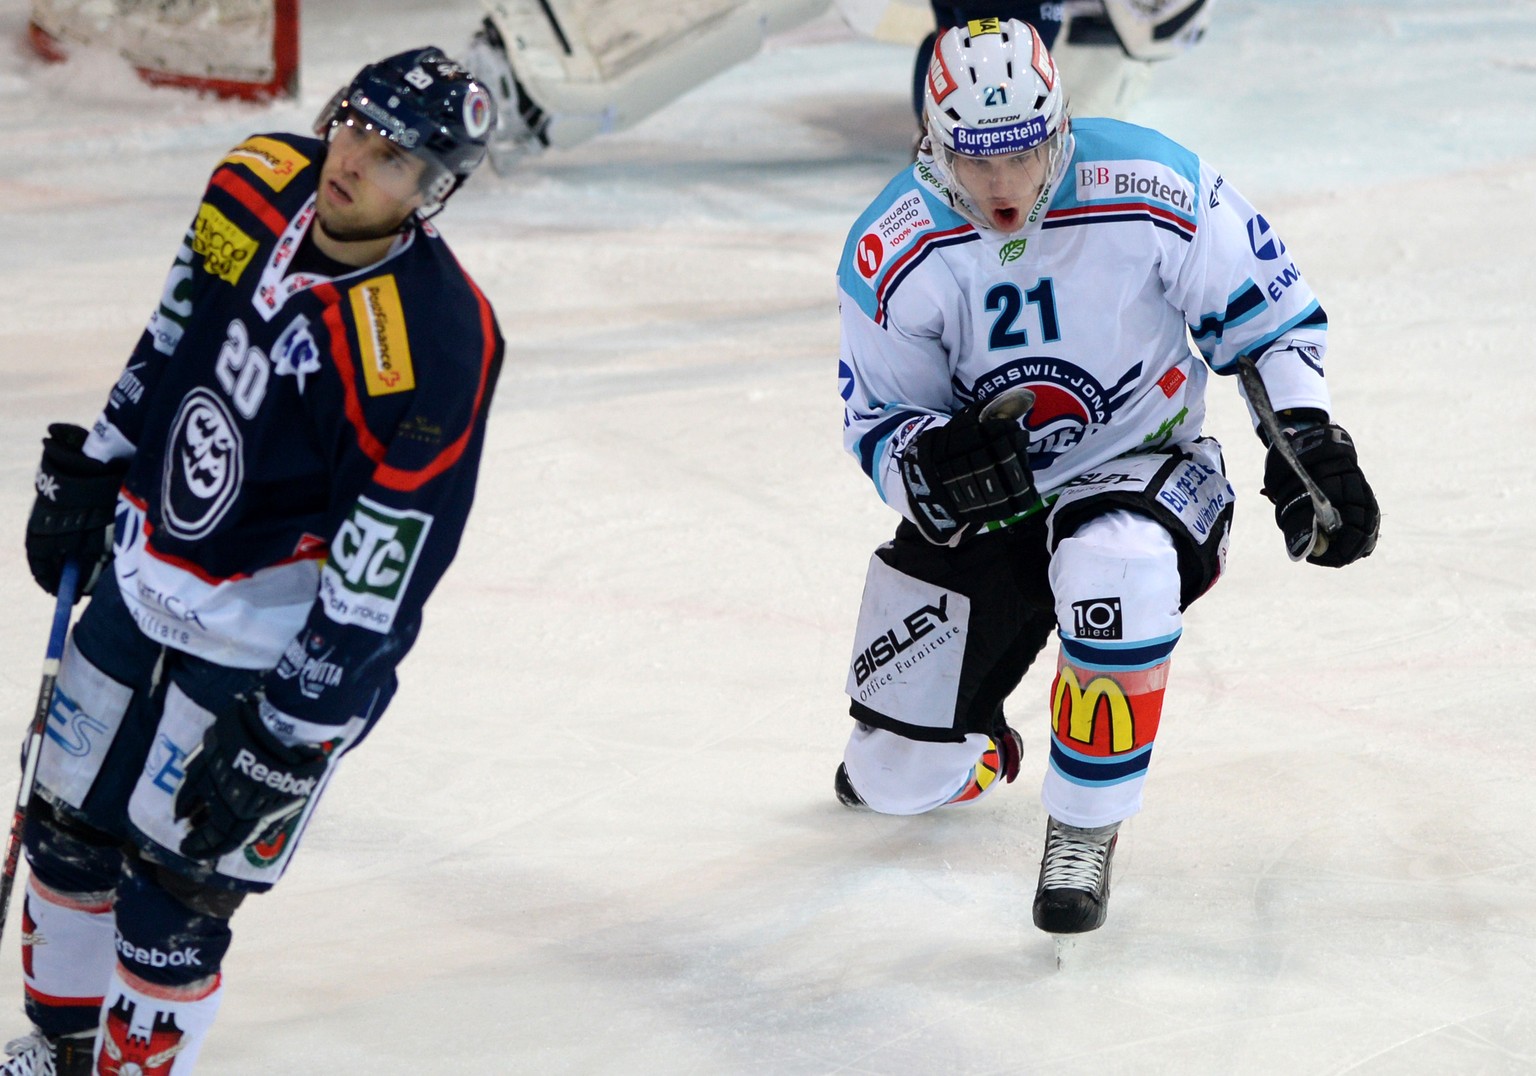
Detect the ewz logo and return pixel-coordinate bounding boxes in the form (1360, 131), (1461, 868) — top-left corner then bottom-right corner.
(1247, 214), (1287, 260)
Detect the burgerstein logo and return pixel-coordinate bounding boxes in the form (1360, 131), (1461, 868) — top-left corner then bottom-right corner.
(953, 116), (1047, 156)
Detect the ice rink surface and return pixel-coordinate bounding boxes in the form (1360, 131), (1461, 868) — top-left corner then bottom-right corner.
(0, 1), (1533, 1071)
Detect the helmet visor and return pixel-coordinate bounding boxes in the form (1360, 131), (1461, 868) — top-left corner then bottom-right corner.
(942, 128), (1066, 232)
(319, 95), (457, 203)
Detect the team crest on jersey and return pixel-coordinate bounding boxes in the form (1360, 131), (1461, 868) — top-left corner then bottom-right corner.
(854, 192), (935, 286)
(972, 358), (1131, 467)
(349, 275), (416, 395)
(219, 136), (310, 191)
(192, 203), (259, 286)
(162, 388), (243, 541)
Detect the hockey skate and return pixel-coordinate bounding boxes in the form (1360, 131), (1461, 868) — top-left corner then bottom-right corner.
(463, 16), (549, 174)
(1032, 816), (1120, 934)
(833, 762), (866, 808)
(0, 1029), (93, 1076)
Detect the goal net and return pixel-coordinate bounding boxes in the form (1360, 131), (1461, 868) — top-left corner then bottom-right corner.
(28, 0), (300, 101)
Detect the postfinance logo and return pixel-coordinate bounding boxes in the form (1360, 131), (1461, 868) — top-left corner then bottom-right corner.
(350, 275), (416, 396)
(220, 136), (310, 191)
(1051, 667), (1134, 754)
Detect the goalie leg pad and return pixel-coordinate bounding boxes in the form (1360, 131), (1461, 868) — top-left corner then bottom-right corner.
(1041, 509), (1181, 827)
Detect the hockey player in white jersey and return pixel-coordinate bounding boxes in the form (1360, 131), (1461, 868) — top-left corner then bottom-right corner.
(834, 17), (1378, 934)
(907, 1), (1215, 126)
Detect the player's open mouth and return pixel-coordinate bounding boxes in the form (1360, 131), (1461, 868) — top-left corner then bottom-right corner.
(326, 180), (352, 206)
(991, 206), (1019, 229)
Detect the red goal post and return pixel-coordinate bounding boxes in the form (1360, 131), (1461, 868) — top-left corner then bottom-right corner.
(28, 0), (300, 102)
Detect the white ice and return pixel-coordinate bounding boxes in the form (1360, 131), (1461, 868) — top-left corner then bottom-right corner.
(1, 1), (1534, 1072)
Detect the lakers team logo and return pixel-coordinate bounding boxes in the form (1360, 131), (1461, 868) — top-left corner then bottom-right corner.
(971, 358), (1134, 467)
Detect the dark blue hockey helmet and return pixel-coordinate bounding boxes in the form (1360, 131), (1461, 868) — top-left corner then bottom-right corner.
(316, 46), (497, 207)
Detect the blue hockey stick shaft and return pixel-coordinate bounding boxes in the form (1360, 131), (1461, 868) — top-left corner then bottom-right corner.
(0, 560), (82, 947)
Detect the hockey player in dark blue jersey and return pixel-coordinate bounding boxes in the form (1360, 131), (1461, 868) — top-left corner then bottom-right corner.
(7, 47), (501, 1075)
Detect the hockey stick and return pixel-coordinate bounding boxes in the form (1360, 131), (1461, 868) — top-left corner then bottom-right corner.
(1235, 354), (1342, 559)
(0, 560), (80, 949)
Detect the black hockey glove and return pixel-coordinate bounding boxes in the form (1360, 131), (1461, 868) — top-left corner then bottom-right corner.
(1262, 420), (1380, 568)
(899, 405), (1036, 544)
(26, 423), (127, 600)
(174, 694), (330, 861)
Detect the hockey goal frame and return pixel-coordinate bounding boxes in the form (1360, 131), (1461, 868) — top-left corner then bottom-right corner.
(27, 0), (300, 102)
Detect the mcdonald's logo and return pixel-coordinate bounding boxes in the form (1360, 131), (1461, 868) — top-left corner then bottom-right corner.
(1051, 666), (1135, 755)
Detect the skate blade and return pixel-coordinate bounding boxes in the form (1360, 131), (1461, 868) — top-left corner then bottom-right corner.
(1054, 934), (1076, 970)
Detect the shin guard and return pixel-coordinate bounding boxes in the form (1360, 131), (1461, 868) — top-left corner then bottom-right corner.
(1040, 650), (1171, 825)
(20, 877), (116, 1039)
(94, 965), (221, 1075)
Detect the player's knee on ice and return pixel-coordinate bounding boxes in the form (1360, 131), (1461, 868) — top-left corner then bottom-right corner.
(842, 724), (998, 814)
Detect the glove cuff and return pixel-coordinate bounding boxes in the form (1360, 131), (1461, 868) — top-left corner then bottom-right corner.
(234, 694), (329, 763)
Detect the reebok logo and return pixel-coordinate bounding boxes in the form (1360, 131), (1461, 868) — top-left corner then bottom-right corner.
(35, 470), (59, 501)
(233, 749), (318, 797)
(116, 934), (203, 969)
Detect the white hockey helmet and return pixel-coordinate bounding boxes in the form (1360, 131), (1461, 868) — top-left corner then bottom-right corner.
(1102, 0), (1215, 61)
(922, 18), (1071, 231)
